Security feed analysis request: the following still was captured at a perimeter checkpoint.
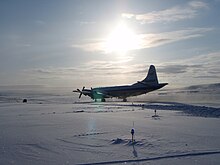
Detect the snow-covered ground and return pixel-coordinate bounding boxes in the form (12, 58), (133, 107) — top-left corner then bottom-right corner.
(0, 89), (220, 164)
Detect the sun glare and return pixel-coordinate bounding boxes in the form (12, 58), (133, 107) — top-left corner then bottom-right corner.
(105, 23), (140, 54)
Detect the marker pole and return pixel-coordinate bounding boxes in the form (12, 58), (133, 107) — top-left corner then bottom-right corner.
(131, 128), (135, 142)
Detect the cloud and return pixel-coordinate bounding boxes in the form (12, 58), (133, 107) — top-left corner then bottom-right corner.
(186, 52), (220, 77)
(84, 53), (219, 86)
(157, 65), (188, 74)
(188, 1), (209, 9)
(21, 54), (219, 88)
(121, 13), (135, 19)
(31, 67), (78, 76)
(122, 1), (208, 24)
(157, 64), (204, 75)
(25, 56), (141, 86)
(72, 27), (212, 52)
(185, 52), (220, 65)
(79, 21), (96, 25)
(71, 1), (211, 53)
(25, 51), (220, 88)
(139, 28), (212, 48)
(153, 51), (220, 87)
(195, 75), (220, 79)
(71, 41), (105, 52)
(28, 61), (129, 79)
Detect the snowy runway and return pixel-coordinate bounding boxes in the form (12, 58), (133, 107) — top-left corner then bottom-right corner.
(0, 100), (220, 164)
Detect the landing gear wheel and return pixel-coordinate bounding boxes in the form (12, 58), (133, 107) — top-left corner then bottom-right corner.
(101, 98), (106, 102)
(123, 98), (127, 102)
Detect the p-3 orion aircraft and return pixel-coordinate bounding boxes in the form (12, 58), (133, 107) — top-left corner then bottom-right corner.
(73, 65), (168, 102)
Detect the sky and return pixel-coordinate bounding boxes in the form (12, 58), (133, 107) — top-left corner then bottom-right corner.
(0, 0), (220, 89)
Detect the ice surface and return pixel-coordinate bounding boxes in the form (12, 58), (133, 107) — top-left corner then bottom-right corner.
(0, 90), (220, 164)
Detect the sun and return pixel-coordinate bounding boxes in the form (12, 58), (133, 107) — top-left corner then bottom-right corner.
(104, 23), (140, 54)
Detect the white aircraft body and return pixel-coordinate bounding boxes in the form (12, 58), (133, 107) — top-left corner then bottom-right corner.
(73, 65), (168, 102)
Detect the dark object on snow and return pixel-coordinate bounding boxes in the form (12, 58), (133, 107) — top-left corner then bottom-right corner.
(131, 128), (135, 142)
(23, 99), (27, 103)
(152, 109), (159, 118)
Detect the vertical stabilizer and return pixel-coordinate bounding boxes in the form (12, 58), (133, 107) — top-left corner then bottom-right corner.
(142, 65), (158, 85)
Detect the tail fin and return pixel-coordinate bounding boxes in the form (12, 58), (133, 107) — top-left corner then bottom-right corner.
(142, 65), (158, 85)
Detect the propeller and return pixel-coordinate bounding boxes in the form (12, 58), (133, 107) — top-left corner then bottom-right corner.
(78, 86), (85, 98)
(73, 86), (86, 99)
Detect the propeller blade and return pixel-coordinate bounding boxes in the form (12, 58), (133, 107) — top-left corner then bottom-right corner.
(78, 87), (85, 99)
(73, 87), (88, 99)
(79, 92), (82, 99)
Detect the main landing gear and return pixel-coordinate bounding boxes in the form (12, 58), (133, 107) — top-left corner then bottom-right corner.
(123, 98), (127, 102)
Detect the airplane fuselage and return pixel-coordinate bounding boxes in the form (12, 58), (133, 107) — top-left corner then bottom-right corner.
(90, 83), (168, 100)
